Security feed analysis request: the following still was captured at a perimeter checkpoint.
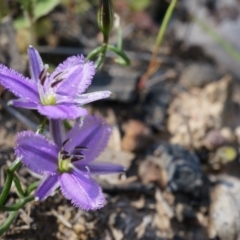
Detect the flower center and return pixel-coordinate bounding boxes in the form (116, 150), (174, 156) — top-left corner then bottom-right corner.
(38, 65), (61, 106)
(57, 141), (87, 173)
(41, 94), (56, 106)
(58, 153), (72, 173)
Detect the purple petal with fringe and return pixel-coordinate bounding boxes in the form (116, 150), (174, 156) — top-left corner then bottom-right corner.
(0, 64), (39, 102)
(37, 104), (88, 119)
(64, 115), (111, 162)
(74, 161), (125, 175)
(0, 46), (110, 119)
(15, 115), (124, 210)
(60, 171), (105, 210)
(53, 55), (95, 96)
(15, 131), (58, 174)
(74, 91), (111, 105)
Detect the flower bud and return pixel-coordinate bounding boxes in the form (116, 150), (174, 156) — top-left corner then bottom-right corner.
(97, 0), (114, 41)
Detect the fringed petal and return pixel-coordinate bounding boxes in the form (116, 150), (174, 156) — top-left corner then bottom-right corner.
(0, 64), (39, 103)
(64, 115), (111, 162)
(59, 171), (105, 210)
(53, 55), (95, 96)
(37, 104), (88, 119)
(74, 161), (125, 175)
(15, 131), (58, 174)
(74, 91), (111, 105)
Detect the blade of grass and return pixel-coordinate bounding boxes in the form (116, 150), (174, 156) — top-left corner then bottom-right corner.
(138, 0), (178, 90)
(193, 16), (240, 64)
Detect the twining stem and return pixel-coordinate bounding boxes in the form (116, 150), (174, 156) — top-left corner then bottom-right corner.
(86, 46), (104, 62)
(0, 159), (22, 207)
(117, 27), (122, 51)
(107, 45), (130, 65)
(8, 158), (22, 172)
(0, 181), (38, 237)
(13, 174), (25, 197)
(94, 43), (108, 69)
(0, 211), (18, 236)
(36, 117), (47, 134)
(25, 181), (40, 196)
(138, 0), (177, 90)
(0, 117), (47, 236)
(0, 174), (13, 207)
(0, 118), (46, 207)
(0, 195), (34, 211)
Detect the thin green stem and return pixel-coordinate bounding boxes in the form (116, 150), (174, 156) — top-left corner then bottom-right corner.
(13, 174), (25, 197)
(63, 120), (72, 131)
(0, 158), (23, 207)
(107, 45), (130, 65)
(0, 195), (34, 212)
(36, 117), (47, 134)
(94, 43), (108, 69)
(26, 181), (40, 195)
(0, 114), (46, 236)
(8, 158), (21, 173)
(152, 0), (177, 62)
(0, 173), (13, 207)
(0, 211), (18, 237)
(86, 46), (104, 61)
(94, 53), (105, 69)
(138, 0), (177, 89)
(117, 27), (122, 50)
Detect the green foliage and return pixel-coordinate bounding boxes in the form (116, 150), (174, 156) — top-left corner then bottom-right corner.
(128, 0), (150, 12)
(34, 0), (60, 20)
(0, 0), (9, 20)
(14, 0), (60, 29)
(61, 0), (92, 14)
(18, 0), (36, 19)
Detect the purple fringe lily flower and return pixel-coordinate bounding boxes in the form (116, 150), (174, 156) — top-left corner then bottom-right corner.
(15, 115), (124, 210)
(0, 46), (110, 119)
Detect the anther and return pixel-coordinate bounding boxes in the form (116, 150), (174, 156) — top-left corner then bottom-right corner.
(73, 153), (85, 158)
(62, 139), (70, 147)
(74, 146), (88, 151)
(39, 66), (48, 86)
(51, 78), (64, 88)
(53, 71), (64, 79)
(60, 150), (69, 155)
(62, 154), (71, 160)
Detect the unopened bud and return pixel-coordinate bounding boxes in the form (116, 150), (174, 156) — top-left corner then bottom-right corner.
(97, 0), (114, 41)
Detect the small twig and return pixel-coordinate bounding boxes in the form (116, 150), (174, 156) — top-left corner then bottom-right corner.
(145, 69), (177, 89)
(36, 46), (177, 65)
(51, 209), (72, 228)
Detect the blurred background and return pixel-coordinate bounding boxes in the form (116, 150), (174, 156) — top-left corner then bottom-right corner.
(1, 0), (240, 239)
